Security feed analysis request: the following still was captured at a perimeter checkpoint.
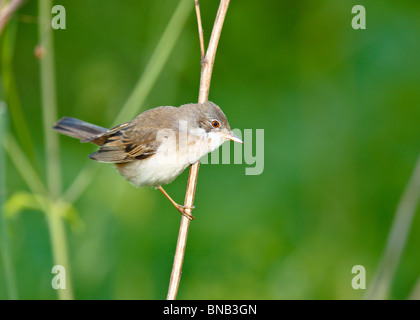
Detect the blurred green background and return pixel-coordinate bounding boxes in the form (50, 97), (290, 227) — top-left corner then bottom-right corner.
(1, 0), (420, 299)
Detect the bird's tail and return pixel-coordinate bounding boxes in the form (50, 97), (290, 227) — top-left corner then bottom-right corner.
(52, 117), (108, 146)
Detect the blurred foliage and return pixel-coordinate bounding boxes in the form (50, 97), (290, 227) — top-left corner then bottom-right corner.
(1, 0), (420, 299)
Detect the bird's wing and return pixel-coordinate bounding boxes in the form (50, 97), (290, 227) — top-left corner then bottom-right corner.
(88, 125), (160, 163)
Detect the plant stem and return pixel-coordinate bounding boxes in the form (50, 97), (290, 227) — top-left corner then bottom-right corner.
(194, 0), (205, 60)
(167, 0), (230, 300)
(409, 276), (420, 300)
(365, 153), (420, 299)
(38, 0), (73, 299)
(46, 204), (74, 299)
(114, 0), (192, 125)
(38, 0), (61, 197)
(0, 102), (18, 299)
(3, 133), (46, 196)
(1, 17), (36, 163)
(197, 0), (230, 103)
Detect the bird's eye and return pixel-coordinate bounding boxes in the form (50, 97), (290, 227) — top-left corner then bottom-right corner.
(211, 120), (220, 128)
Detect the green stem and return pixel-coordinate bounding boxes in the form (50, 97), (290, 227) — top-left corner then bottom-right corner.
(61, 164), (98, 204)
(38, 0), (61, 197)
(3, 133), (46, 196)
(365, 153), (420, 299)
(46, 204), (74, 300)
(1, 18), (37, 163)
(0, 103), (18, 300)
(409, 276), (420, 300)
(38, 0), (73, 299)
(114, 0), (192, 125)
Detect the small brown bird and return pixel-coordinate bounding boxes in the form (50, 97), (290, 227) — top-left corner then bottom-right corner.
(53, 101), (243, 219)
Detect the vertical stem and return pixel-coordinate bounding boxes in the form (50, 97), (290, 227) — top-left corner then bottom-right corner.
(167, 0), (230, 300)
(1, 18), (36, 163)
(166, 164), (199, 300)
(0, 103), (18, 299)
(197, 0), (230, 103)
(194, 0), (205, 59)
(38, 0), (73, 299)
(38, 0), (61, 196)
(365, 153), (420, 299)
(46, 205), (73, 299)
(114, 0), (192, 125)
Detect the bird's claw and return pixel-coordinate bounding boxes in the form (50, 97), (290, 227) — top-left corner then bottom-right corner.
(176, 204), (195, 220)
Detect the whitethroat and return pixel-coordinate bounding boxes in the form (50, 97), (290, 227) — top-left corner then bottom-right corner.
(53, 101), (243, 220)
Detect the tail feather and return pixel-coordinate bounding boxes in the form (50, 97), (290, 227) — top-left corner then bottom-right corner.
(52, 117), (108, 146)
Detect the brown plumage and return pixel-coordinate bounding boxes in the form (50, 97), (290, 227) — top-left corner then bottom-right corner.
(52, 101), (242, 219)
(53, 102), (232, 165)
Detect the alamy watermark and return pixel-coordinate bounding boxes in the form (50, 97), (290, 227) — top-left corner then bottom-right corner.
(154, 122), (264, 176)
(200, 128), (264, 176)
(352, 5), (366, 30)
(351, 265), (366, 290)
(51, 265), (66, 290)
(51, 5), (66, 29)
(52, 4), (367, 32)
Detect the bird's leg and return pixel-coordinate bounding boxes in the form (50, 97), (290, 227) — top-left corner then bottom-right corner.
(157, 185), (195, 220)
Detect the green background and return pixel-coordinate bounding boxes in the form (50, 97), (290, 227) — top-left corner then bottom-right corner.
(1, 0), (420, 299)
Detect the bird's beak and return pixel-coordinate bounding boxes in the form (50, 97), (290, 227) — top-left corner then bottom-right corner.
(225, 131), (243, 144)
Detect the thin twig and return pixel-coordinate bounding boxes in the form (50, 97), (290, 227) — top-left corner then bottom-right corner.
(198, 0), (230, 103)
(194, 0), (205, 59)
(365, 152), (420, 299)
(167, 0), (230, 300)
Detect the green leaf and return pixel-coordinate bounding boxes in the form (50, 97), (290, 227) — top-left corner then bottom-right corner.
(4, 191), (83, 231)
(4, 191), (46, 218)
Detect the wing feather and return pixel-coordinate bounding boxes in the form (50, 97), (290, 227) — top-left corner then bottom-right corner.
(88, 126), (160, 163)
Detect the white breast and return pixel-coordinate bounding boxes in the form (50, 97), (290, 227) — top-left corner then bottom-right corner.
(115, 128), (225, 187)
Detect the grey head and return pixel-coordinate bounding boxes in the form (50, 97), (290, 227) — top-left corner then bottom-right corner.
(179, 101), (243, 143)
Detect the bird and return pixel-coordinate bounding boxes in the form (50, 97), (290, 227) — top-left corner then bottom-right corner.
(52, 101), (243, 220)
